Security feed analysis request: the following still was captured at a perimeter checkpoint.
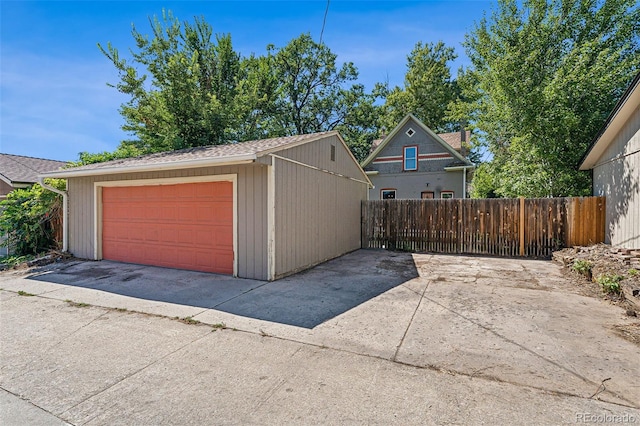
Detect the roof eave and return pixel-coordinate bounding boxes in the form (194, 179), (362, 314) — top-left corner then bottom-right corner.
(444, 165), (476, 171)
(579, 72), (640, 170)
(39, 154), (258, 179)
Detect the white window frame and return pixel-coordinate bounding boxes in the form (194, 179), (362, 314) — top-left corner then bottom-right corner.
(440, 190), (454, 199)
(403, 146), (418, 171)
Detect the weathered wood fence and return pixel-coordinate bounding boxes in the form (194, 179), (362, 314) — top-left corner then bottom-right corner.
(361, 197), (605, 258)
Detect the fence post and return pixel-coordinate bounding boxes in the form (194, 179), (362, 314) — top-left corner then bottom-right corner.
(519, 197), (525, 256)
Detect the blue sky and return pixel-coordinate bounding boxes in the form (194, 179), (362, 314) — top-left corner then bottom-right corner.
(1, 1), (493, 162)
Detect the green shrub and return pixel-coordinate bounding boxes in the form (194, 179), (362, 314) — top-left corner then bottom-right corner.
(595, 273), (623, 295)
(0, 180), (65, 256)
(572, 259), (592, 276)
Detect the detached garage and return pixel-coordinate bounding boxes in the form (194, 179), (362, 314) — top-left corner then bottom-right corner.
(41, 132), (371, 280)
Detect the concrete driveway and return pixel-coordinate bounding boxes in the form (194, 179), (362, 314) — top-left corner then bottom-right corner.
(1, 250), (639, 424)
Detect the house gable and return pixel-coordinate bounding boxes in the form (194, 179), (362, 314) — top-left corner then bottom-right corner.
(362, 114), (471, 175)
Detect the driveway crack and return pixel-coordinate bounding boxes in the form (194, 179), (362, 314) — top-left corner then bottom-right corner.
(392, 279), (430, 362)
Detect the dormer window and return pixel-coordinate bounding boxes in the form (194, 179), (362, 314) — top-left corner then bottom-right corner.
(403, 146), (418, 171)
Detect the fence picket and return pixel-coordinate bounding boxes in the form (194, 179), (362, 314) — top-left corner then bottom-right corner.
(361, 197), (605, 258)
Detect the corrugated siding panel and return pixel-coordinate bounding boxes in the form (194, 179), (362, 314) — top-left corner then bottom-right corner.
(273, 157), (367, 279)
(593, 105), (640, 248)
(67, 164), (268, 280)
(275, 134), (367, 182)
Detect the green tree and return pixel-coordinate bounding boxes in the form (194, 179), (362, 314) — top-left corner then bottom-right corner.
(96, 14), (380, 163)
(380, 41), (460, 133)
(267, 33), (381, 158)
(459, 0), (640, 197)
(99, 10), (263, 154)
(0, 181), (64, 256)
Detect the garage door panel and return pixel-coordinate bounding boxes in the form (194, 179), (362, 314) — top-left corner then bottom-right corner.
(102, 181), (233, 274)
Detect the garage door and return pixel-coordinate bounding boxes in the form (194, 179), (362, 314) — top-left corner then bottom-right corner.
(102, 181), (233, 274)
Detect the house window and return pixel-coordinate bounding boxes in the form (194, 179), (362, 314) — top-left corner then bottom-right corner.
(381, 189), (396, 199)
(403, 146), (418, 171)
(441, 191), (454, 199)
(421, 191), (434, 199)
(406, 128), (415, 137)
(330, 144), (336, 161)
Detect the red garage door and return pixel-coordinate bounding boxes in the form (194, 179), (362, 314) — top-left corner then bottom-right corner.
(102, 181), (233, 274)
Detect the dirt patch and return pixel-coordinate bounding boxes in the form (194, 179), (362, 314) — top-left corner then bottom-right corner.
(613, 323), (640, 345)
(553, 244), (640, 346)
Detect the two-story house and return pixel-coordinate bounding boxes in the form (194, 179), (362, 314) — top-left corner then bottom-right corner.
(362, 114), (474, 200)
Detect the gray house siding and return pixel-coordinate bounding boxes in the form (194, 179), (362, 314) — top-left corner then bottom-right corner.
(592, 105), (640, 248)
(67, 164), (269, 280)
(368, 170), (464, 200)
(364, 116), (469, 200)
(366, 122), (456, 175)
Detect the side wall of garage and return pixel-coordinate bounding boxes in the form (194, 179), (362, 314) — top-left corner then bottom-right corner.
(67, 164), (269, 280)
(592, 105), (640, 248)
(272, 135), (369, 279)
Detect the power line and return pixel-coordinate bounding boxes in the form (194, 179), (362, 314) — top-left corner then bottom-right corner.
(319, 0), (330, 45)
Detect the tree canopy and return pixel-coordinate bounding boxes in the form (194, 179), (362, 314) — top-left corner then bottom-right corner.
(92, 11), (380, 163)
(458, 0), (640, 198)
(379, 41), (460, 134)
(85, 4), (638, 191)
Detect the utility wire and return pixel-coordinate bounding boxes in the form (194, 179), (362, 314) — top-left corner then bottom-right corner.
(319, 0), (330, 45)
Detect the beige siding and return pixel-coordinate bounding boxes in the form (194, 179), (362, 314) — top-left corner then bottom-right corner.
(592, 105), (640, 248)
(273, 156), (367, 279)
(275, 134), (368, 182)
(0, 180), (13, 198)
(67, 164), (269, 280)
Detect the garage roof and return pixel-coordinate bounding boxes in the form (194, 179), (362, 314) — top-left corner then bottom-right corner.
(41, 132), (337, 178)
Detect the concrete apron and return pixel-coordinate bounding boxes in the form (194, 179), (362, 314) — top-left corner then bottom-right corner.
(1, 249), (638, 412)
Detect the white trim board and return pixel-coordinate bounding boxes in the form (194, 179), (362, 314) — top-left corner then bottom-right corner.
(93, 174), (238, 277)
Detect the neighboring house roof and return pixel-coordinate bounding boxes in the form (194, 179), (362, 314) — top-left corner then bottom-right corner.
(437, 131), (470, 153)
(41, 131), (371, 185)
(361, 113), (473, 168)
(580, 72), (640, 170)
(0, 153), (67, 186)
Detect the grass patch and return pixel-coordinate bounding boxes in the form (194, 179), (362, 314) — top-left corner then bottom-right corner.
(17, 290), (35, 296)
(211, 322), (226, 332)
(180, 316), (201, 325)
(628, 268), (639, 278)
(65, 299), (91, 308)
(595, 273), (623, 295)
(1, 254), (35, 269)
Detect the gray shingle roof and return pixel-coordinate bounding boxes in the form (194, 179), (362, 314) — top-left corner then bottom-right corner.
(43, 132), (336, 177)
(0, 153), (67, 184)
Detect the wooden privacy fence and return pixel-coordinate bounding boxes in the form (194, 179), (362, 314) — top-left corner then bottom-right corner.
(361, 197), (605, 258)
